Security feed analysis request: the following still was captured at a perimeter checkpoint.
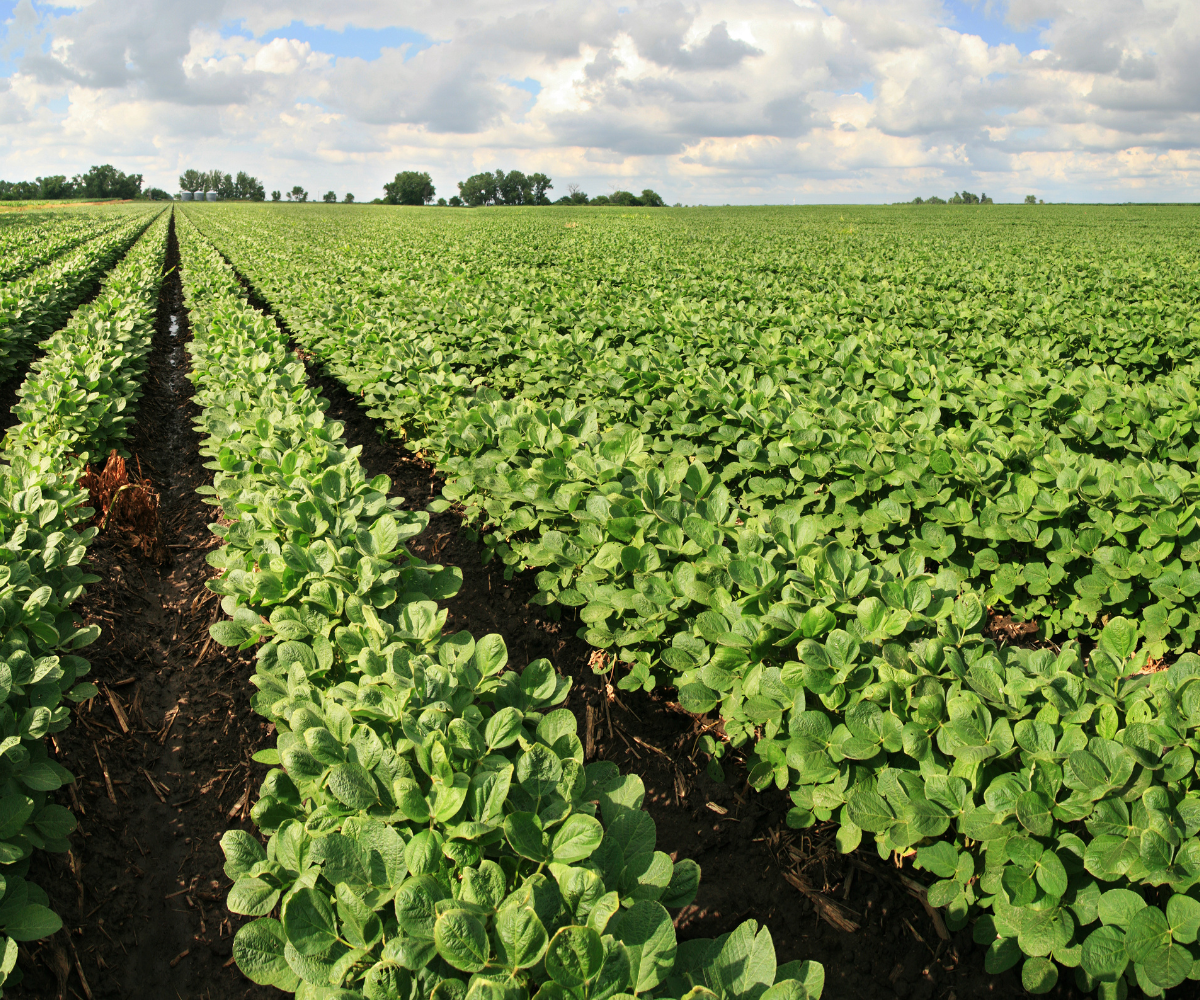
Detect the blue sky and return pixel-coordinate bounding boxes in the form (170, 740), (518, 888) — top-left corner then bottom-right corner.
(220, 19), (437, 63)
(942, 1), (1049, 53)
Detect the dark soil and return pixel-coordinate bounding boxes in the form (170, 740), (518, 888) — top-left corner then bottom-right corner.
(10, 219), (275, 1000)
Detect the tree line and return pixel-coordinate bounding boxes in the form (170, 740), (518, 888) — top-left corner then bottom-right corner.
(908, 190), (994, 205)
(379, 170), (665, 208)
(179, 169), (265, 201)
(0, 164), (155, 202)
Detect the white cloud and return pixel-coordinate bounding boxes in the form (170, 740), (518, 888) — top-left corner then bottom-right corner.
(1, 0), (1199, 202)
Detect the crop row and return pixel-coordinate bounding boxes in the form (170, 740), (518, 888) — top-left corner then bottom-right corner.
(181, 205), (1200, 997)
(172, 209), (829, 1000)
(0, 209), (160, 386)
(0, 208), (170, 990)
(0, 210), (132, 285)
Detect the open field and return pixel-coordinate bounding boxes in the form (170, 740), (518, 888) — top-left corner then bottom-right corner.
(0, 202), (1197, 1000)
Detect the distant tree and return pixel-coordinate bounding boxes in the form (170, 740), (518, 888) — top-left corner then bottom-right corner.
(384, 170), (435, 205)
(141, 187), (171, 201)
(179, 169), (204, 194)
(234, 171), (265, 201)
(436, 197), (447, 206)
(529, 173), (553, 204)
(496, 169), (529, 205)
(590, 194), (611, 206)
(559, 183), (588, 205)
(609, 190), (641, 206)
(323, 190), (337, 203)
(926, 195), (946, 204)
(980, 192), (993, 204)
(216, 172), (236, 199)
(640, 188), (664, 207)
(1025, 194), (1037, 205)
(952, 190), (980, 204)
(37, 175), (73, 199)
(343, 192), (355, 203)
(448, 195), (464, 207)
(911, 196), (925, 205)
(458, 172), (499, 207)
(202, 169), (224, 194)
(288, 185), (308, 203)
(1039, 199), (1045, 204)
(271, 190), (281, 202)
(73, 164), (143, 199)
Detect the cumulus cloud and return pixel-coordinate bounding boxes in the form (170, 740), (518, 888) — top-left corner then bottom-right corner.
(0, 0), (1199, 202)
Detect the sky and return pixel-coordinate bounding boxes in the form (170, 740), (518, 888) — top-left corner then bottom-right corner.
(0, 0), (1198, 204)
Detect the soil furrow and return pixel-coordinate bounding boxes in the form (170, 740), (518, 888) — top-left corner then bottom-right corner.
(10, 216), (275, 1000)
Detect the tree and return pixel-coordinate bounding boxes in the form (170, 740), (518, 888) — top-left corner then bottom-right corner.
(180, 169), (204, 194)
(609, 190), (641, 206)
(1025, 194), (1037, 205)
(384, 170), (435, 205)
(497, 169), (529, 205)
(142, 187), (171, 201)
(288, 186), (308, 202)
(436, 197), (447, 206)
(926, 195), (946, 204)
(271, 190), (281, 202)
(529, 173), (553, 204)
(73, 164), (142, 199)
(323, 190), (337, 203)
(217, 172), (235, 199)
(458, 172), (499, 207)
(343, 192), (355, 203)
(640, 188), (664, 207)
(558, 183), (588, 205)
(234, 171), (265, 201)
(590, 194), (611, 206)
(36, 175), (73, 199)
(448, 195), (464, 207)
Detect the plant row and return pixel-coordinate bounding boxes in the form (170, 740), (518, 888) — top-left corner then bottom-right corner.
(0, 209), (131, 285)
(0, 208), (160, 386)
(181, 205), (1200, 996)
(0, 208), (171, 992)
(172, 211), (828, 1000)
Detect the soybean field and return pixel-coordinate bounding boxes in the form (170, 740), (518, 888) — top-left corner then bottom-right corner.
(1, 200), (1198, 1000)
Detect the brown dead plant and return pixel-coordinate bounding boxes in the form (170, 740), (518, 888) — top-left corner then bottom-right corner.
(79, 450), (162, 560)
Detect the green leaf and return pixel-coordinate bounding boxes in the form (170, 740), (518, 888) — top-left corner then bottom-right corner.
(612, 900), (676, 994)
(1143, 938), (1194, 989)
(1098, 616), (1138, 661)
(551, 813), (603, 863)
(1125, 906), (1170, 964)
(1, 903), (61, 941)
(661, 858), (701, 908)
(327, 762), (378, 810)
(434, 909), (490, 973)
(1016, 791), (1054, 837)
(504, 812), (551, 862)
(1022, 957), (1059, 994)
(546, 925), (605, 988)
(1166, 894), (1200, 944)
(496, 904), (548, 970)
(1082, 924), (1128, 981)
(281, 887), (338, 956)
(227, 876), (281, 917)
(1098, 889), (1147, 927)
(233, 918), (291, 986)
